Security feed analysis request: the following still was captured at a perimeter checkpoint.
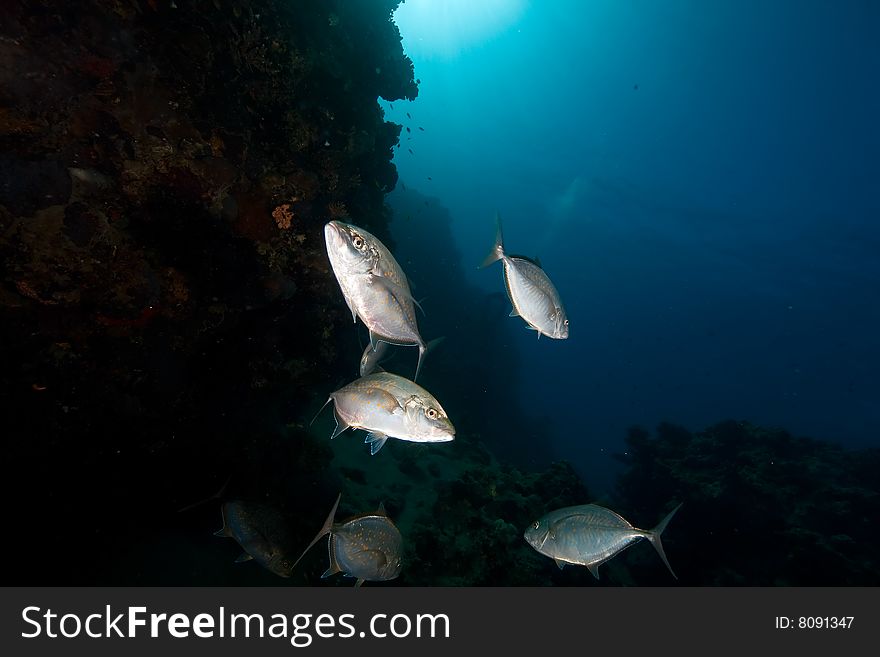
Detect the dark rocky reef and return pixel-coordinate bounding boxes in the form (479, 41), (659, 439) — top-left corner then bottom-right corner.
(0, 0), (416, 583)
(613, 420), (880, 585)
(400, 460), (593, 586)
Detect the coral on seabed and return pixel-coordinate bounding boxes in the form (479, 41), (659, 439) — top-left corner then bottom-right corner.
(613, 421), (880, 585)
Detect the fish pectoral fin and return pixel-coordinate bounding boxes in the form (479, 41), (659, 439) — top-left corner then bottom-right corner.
(321, 563), (343, 579)
(370, 272), (424, 315)
(213, 505), (232, 537)
(509, 308), (519, 317)
(365, 432), (389, 455)
(355, 578), (365, 588)
(234, 552), (254, 564)
(587, 563), (601, 580)
(330, 406), (351, 440)
(554, 558), (566, 570)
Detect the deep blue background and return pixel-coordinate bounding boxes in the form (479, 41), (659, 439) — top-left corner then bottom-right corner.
(383, 0), (879, 492)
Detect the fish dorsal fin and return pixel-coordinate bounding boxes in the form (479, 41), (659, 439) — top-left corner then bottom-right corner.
(509, 254), (543, 268)
(554, 558), (566, 570)
(376, 501), (387, 516)
(234, 552), (253, 564)
(292, 493), (342, 572)
(587, 563), (601, 580)
(365, 432), (389, 455)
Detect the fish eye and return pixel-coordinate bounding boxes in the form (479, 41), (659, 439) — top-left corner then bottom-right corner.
(425, 407), (438, 419)
(352, 234), (364, 249)
(533, 521), (540, 529)
(564, 319), (569, 325)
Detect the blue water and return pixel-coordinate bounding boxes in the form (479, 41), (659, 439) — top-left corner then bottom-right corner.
(382, 0), (880, 492)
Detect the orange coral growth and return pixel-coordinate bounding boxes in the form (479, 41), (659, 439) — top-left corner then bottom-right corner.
(272, 203), (294, 230)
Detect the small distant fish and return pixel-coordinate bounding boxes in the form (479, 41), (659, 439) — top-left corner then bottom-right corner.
(406, 112), (411, 119)
(68, 167), (112, 189)
(406, 126), (411, 133)
(481, 214), (569, 339)
(390, 103), (394, 109)
(416, 79), (421, 84)
(418, 126), (424, 131)
(400, 182), (407, 191)
(292, 494), (402, 587)
(214, 500), (297, 578)
(324, 220), (429, 379)
(524, 503), (682, 579)
(633, 83), (639, 91)
(317, 371), (454, 454)
(427, 176), (432, 181)
(408, 148), (413, 154)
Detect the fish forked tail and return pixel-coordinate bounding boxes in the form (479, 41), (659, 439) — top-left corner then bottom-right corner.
(479, 212), (505, 268)
(645, 502), (683, 579)
(291, 492), (342, 572)
(413, 336), (445, 382)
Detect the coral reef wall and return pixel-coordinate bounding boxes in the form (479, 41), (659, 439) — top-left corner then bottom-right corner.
(0, 0), (415, 582)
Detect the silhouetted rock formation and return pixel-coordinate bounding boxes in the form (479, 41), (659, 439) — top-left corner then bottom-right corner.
(0, 0), (415, 584)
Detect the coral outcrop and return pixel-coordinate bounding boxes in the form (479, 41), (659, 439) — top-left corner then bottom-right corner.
(0, 0), (416, 583)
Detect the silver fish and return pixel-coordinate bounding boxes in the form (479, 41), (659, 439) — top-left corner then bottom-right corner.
(524, 503), (682, 579)
(324, 220), (428, 380)
(214, 500), (296, 578)
(481, 214), (569, 339)
(319, 371), (454, 455)
(292, 493), (403, 587)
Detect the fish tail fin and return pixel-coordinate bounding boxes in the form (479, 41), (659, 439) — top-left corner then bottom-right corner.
(177, 474), (232, 513)
(479, 212), (505, 268)
(414, 341), (426, 382)
(646, 502), (682, 579)
(292, 493), (342, 571)
(412, 336), (444, 382)
(426, 336), (445, 354)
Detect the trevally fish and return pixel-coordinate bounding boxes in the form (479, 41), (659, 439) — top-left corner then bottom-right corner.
(214, 500), (297, 578)
(481, 214), (569, 339)
(324, 220), (429, 380)
(317, 371), (454, 455)
(292, 493), (403, 587)
(524, 502), (682, 579)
